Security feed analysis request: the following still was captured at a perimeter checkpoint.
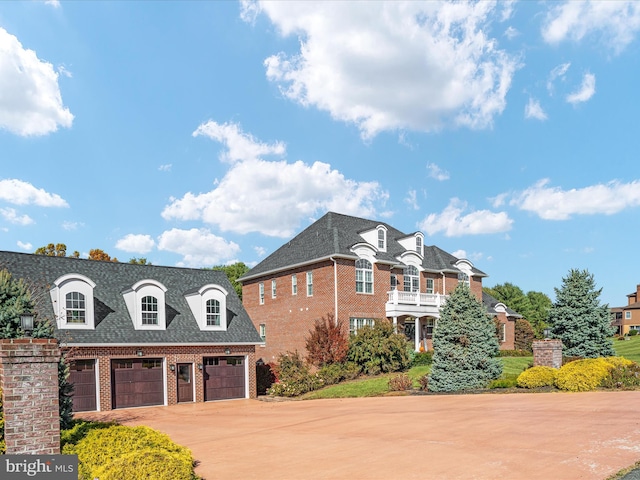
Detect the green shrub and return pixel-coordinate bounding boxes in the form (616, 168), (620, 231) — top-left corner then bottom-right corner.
(267, 351), (322, 397)
(61, 420), (116, 449)
(601, 361), (640, 390)
(63, 425), (195, 480)
(488, 375), (518, 389)
(412, 351), (433, 366)
(388, 373), (412, 391)
(317, 362), (361, 386)
(517, 366), (558, 388)
(629, 329), (639, 336)
(514, 319), (535, 352)
(94, 448), (195, 480)
(256, 362), (276, 395)
(498, 350), (531, 357)
(347, 320), (410, 375)
(555, 358), (614, 392)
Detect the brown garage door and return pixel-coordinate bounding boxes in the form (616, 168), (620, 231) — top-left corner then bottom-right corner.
(111, 358), (164, 409)
(69, 359), (97, 412)
(203, 356), (245, 401)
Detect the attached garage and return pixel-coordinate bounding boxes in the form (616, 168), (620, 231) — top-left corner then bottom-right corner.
(111, 358), (164, 409)
(69, 359), (97, 412)
(203, 356), (245, 401)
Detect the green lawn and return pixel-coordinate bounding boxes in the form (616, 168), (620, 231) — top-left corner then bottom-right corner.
(301, 359), (532, 400)
(613, 335), (640, 363)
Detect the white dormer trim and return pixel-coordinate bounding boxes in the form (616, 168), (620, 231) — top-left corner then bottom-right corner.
(358, 225), (387, 253)
(415, 232), (424, 256)
(494, 302), (507, 314)
(455, 259), (473, 286)
(350, 243), (378, 264)
(50, 273), (96, 330)
(122, 279), (168, 330)
(185, 284), (229, 331)
(397, 232), (424, 257)
(396, 251), (424, 270)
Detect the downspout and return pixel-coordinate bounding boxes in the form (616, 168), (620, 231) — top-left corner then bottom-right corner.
(330, 256), (338, 326)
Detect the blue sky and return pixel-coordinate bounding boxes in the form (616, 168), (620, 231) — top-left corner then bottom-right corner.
(1, 1), (639, 307)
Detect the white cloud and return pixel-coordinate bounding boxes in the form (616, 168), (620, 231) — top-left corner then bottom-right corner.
(254, 246), (267, 257)
(44, 0), (61, 8)
(542, 1), (640, 54)
(504, 26), (519, 40)
(115, 234), (156, 254)
(57, 65), (72, 78)
(0, 27), (73, 136)
(62, 221), (80, 231)
(427, 163), (450, 181)
(165, 121), (388, 237)
(566, 73), (596, 104)
(524, 97), (547, 121)
(17, 241), (32, 251)
(158, 164), (172, 172)
(547, 62), (570, 95)
(193, 121), (285, 163)
(0, 207), (33, 225)
(405, 190), (419, 210)
(452, 249), (467, 259)
(157, 228), (240, 267)
(253, 1), (520, 139)
(418, 198), (513, 237)
(0, 179), (68, 207)
(509, 178), (640, 220)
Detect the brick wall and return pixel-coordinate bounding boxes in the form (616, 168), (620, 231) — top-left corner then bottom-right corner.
(533, 339), (563, 369)
(65, 344), (257, 411)
(0, 338), (61, 454)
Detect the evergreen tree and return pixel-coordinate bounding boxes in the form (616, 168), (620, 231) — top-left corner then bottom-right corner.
(0, 269), (74, 429)
(429, 283), (502, 392)
(548, 269), (615, 358)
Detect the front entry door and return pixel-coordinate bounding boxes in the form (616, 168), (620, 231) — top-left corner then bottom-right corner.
(177, 363), (193, 403)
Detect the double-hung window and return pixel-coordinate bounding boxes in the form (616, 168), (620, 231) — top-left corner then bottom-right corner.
(66, 291), (86, 324)
(306, 271), (313, 297)
(426, 278), (434, 294)
(403, 266), (419, 292)
(206, 299), (221, 326)
(272, 280), (277, 299)
(355, 259), (373, 293)
(259, 283), (264, 305)
(141, 295), (158, 325)
(292, 275), (297, 295)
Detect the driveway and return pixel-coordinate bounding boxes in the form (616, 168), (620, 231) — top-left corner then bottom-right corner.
(79, 391), (640, 480)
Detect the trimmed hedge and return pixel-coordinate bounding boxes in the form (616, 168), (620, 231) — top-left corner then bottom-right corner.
(63, 425), (196, 480)
(517, 366), (557, 388)
(555, 358), (615, 392)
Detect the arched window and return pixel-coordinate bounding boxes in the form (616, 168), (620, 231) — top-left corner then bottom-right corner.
(404, 266), (419, 292)
(378, 229), (385, 249)
(416, 235), (423, 254)
(66, 291), (86, 324)
(141, 296), (158, 325)
(355, 259), (373, 293)
(206, 299), (221, 326)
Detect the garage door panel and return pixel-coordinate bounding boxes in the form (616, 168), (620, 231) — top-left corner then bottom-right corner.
(69, 360), (97, 412)
(203, 357), (245, 401)
(111, 358), (164, 409)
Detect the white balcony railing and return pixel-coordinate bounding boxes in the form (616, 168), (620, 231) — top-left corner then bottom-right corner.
(386, 290), (448, 308)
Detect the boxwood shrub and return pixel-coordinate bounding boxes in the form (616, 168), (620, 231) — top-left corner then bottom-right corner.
(517, 366), (557, 388)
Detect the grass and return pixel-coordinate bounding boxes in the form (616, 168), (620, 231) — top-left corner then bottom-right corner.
(612, 334), (640, 363)
(502, 356), (532, 376)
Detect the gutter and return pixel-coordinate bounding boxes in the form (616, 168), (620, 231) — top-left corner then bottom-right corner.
(330, 256), (338, 325)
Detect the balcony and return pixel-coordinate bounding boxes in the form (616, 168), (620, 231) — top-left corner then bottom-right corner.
(385, 290), (447, 318)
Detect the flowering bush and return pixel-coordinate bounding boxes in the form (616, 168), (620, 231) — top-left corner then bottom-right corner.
(517, 366), (557, 388)
(555, 358), (615, 392)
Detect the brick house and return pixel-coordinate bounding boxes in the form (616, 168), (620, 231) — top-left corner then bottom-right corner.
(0, 250), (262, 412)
(611, 284), (640, 335)
(239, 212), (518, 364)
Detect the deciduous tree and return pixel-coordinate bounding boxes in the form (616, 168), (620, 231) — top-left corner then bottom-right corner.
(305, 313), (348, 367)
(211, 262), (249, 300)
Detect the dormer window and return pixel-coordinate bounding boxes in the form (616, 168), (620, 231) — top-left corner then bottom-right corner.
(416, 235), (423, 255)
(122, 279), (167, 330)
(50, 274), (96, 330)
(377, 226), (387, 251)
(185, 284), (228, 331)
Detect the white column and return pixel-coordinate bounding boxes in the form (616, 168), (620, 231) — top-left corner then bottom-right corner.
(393, 316), (398, 333)
(414, 317), (421, 351)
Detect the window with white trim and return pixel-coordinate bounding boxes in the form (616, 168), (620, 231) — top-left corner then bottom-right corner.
(425, 318), (436, 338)
(500, 322), (506, 342)
(50, 274), (96, 330)
(307, 271), (313, 296)
(292, 275), (297, 295)
(122, 279), (168, 330)
(260, 323), (266, 342)
(416, 235), (422, 254)
(458, 272), (470, 286)
(378, 229), (385, 249)
(141, 295), (159, 325)
(390, 273), (397, 290)
(355, 259), (373, 294)
(65, 291), (86, 324)
(404, 266), (419, 292)
(626, 311), (632, 320)
(349, 317), (375, 335)
(206, 299), (221, 326)
(272, 280), (277, 299)
(426, 278), (434, 294)
(259, 282), (264, 305)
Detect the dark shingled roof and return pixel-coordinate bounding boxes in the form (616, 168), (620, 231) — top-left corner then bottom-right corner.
(482, 291), (523, 318)
(0, 250), (262, 345)
(240, 211), (486, 281)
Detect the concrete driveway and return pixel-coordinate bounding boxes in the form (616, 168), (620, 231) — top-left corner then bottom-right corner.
(79, 391), (640, 480)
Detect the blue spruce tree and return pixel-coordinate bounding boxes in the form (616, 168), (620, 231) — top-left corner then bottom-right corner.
(428, 283), (502, 392)
(548, 269), (615, 358)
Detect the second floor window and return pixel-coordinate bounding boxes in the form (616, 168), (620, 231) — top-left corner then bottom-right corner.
(259, 283), (264, 305)
(292, 274), (297, 295)
(206, 299), (221, 326)
(66, 291), (86, 324)
(307, 271), (313, 296)
(626, 311), (632, 320)
(426, 278), (434, 294)
(259, 323), (266, 342)
(141, 296), (158, 325)
(404, 266), (419, 292)
(355, 259), (373, 293)
(390, 273), (397, 290)
(458, 272), (470, 286)
(272, 280), (277, 299)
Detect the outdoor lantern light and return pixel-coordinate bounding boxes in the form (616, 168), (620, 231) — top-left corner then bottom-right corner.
(169, 364), (176, 372)
(20, 312), (35, 337)
(224, 348), (231, 355)
(197, 363), (203, 371)
(136, 349), (144, 357)
(544, 328), (551, 339)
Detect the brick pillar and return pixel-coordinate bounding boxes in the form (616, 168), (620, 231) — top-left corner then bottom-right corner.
(532, 339), (563, 369)
(0, 338), (61, 454)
